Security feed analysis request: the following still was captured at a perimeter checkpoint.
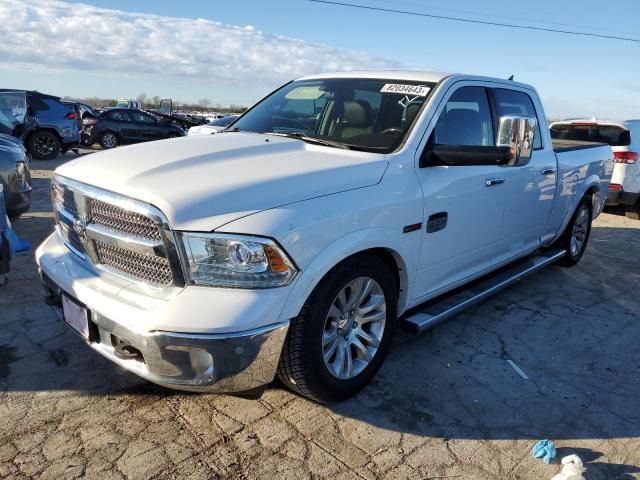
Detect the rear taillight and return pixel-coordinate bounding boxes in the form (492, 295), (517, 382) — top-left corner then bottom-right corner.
(83, 118), (97, 125)
(614, 151), (638, 164)
(609, 183), (622, 191)
(66, 112), (78, 120)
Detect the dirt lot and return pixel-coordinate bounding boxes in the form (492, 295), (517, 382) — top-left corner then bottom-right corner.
(1, 151), (639, 479)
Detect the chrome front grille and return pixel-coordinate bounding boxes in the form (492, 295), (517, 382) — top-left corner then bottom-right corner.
(52, 176), (183, 288)
(94, 241), (174, 286)
(59, 221), (85, 254)
(89, 198), (161, 241)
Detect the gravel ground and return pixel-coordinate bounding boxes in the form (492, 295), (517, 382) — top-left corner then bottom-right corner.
(1, 149), (639, 479)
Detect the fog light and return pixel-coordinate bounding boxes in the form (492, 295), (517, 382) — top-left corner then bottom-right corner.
(189, 348), (214, 379)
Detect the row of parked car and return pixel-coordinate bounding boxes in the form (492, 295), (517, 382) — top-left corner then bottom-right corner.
(0, 89), (242, 222)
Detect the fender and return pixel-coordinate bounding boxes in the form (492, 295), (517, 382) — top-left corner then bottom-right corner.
(278, 227), (416, 321)
(553, 175), (602, 244)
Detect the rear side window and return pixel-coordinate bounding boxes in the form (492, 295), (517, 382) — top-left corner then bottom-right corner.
(493, 89), (542, 149)
(550, 124), (631, 146)
(430, 86), (494, 146)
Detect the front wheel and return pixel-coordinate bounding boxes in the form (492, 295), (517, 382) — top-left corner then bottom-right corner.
(277, 253), (397, 403)
(554, 196), (593, 267)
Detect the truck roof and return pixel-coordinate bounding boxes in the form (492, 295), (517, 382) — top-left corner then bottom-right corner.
(297, 70), (536, 91)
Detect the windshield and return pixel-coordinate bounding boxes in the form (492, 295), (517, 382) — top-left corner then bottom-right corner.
(0, 91), (27, 135)
(551, 123), (631, 146)
(211, 115), (238, 127)
(232, 78), (434, 152)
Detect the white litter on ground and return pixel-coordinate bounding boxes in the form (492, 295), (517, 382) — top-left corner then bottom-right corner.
(507, 359), (530, 380)
(551, 454), (586, 480)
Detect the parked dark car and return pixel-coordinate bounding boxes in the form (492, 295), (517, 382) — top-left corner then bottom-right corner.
(0, 90), (80, 160)
(0, 134), (31, 220)
(91, 109), (185, 149)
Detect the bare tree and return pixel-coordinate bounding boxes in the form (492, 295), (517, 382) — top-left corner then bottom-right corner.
(137, 93), (148, 105)
(198, 98), (212, 111)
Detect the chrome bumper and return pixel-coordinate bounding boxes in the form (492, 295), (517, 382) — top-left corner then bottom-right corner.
(43, 274), (289, 393)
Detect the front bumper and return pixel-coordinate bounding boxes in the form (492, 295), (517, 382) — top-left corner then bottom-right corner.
(37, 233), (291, 392)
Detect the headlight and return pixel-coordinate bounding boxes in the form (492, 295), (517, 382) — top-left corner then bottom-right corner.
(179, 233), (297, 288)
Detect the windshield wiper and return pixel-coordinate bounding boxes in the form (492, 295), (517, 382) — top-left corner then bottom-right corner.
(265, 132), (350, 150)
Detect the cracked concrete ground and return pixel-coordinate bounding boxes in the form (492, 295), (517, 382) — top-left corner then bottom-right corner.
(1, 152), (639, 479)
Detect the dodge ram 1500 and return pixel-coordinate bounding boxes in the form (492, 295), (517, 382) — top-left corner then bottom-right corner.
(36, 71), (614, 401)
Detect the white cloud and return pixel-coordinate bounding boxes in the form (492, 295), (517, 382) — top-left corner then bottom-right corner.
(0, 0), (403, 86)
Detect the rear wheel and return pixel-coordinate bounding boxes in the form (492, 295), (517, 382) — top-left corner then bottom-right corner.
(625, 201), (640, 220)
(28, 131), (61, 160)
(554, 196), (593, 267)
(277, 254), (397, 403)
(99, 131), (118, 149)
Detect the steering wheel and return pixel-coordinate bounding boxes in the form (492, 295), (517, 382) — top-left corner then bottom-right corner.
(273, 117), (311, 133)
(380, 127), (404, 135)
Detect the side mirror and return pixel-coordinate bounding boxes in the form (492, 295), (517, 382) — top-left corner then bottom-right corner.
(420, 145), (512, 168)
(496, 115), (537, 165)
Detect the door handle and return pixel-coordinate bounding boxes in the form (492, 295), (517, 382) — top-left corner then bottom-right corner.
(485, 177), (506, 187)
(541, 167), (556, 175)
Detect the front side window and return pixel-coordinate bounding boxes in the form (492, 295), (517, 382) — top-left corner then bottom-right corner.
(231, 78), (435, 152)
(131, 112), (155, 124)
(494, 88), (542, 149)
(429, 86), (494, 147)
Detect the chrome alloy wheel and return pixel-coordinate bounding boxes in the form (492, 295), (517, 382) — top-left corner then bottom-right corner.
(102, 132), (117, 148)
(322, 277), (387, 380)
(570, 204), (590, 256)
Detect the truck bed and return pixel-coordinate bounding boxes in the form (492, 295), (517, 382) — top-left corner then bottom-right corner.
(552, 139), (608, 153)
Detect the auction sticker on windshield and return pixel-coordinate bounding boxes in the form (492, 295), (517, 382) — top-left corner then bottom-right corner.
(380, 84), (430, 96)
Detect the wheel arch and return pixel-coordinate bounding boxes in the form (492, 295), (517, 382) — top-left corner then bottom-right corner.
(27, 127), (63, 144)
(279, 229), (414, 321)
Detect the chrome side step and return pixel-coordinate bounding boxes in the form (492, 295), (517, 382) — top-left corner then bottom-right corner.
(403, 249), (566, 335)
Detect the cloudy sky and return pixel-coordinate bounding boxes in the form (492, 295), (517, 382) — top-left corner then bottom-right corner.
(0, 0), (638, 118)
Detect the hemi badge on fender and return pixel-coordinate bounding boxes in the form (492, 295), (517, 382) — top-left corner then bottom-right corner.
(403, 223), (422, 234)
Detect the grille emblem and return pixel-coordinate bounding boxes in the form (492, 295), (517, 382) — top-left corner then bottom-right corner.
(72, 216), (88, 243)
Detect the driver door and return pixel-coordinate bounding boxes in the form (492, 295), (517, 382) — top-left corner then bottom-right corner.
(413, 85), (505, 301)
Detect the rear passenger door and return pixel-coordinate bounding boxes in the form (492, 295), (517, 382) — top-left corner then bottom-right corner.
(413, 85), (505, 301)
(490, 88), (557, 265)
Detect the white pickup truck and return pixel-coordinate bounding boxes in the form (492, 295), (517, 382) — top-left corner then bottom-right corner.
(37, 71), (614, 402)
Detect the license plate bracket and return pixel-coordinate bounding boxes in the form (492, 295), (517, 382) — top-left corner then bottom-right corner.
(62, 294), (91, 341)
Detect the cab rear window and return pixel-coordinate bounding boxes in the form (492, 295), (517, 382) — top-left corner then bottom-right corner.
(550, 124), (631, 146)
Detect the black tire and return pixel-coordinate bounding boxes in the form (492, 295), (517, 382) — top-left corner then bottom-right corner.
(99, 131), (119, 149)
(625, 202), (640, 220)
(277, 253), (398, 403)
(554, 196), (593, 267)
(28, 131), (61, 160)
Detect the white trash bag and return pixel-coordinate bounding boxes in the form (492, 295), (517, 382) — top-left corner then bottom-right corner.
(551, 455), (586, 480)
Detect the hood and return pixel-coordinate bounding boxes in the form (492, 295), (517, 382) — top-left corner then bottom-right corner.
(56, 132), (388, 231)
(0, 134), (26, 154)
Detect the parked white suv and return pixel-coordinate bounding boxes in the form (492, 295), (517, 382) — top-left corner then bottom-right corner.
(37, 71), (613, 402)
(551, 119), (640, 219)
